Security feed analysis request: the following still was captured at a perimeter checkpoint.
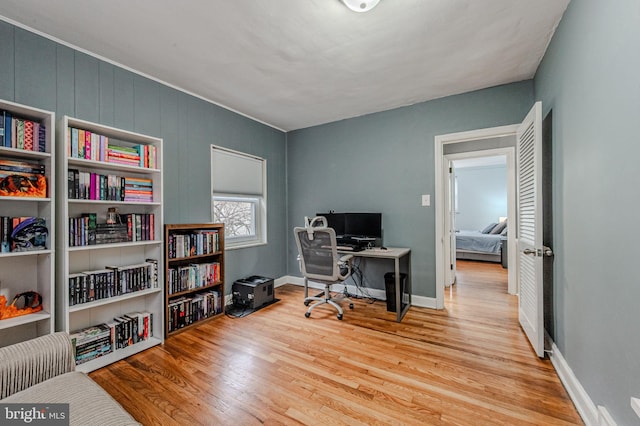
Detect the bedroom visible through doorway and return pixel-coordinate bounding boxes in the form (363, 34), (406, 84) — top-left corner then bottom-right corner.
(434, 125), (518, 310)
(446, 152), (513, 310)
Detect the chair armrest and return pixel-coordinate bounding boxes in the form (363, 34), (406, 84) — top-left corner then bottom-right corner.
(339, 254), (353, 263)
(0, 332), (76, 399)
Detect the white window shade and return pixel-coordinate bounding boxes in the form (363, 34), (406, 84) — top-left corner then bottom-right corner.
(211, 147), (264, 196)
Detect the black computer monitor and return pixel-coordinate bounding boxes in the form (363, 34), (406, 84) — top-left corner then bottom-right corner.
(316, 212), (346, 236)
(344, 213), (382, 238)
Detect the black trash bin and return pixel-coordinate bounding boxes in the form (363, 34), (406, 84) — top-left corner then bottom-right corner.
(384, 272), (407, 312)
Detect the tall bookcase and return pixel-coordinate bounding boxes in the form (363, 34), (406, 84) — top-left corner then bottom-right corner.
(0, 99), (55, 347)
(56, 116), (164, 372)
(165, 223), (224, 337)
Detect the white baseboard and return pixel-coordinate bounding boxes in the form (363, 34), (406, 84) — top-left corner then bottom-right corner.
(597, 406), (616, 426)
(276, 275), (436, 308)
(549, 340), (606, 426)
(410, 295), (437, 309)
(275, 276), (299, 287)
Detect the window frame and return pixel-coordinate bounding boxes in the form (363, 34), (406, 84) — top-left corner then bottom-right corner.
(211, 145), (267, 249)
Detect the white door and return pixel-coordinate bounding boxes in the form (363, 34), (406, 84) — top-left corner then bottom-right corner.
(517, 101), (545, 357)
(448, 161), (456, 285)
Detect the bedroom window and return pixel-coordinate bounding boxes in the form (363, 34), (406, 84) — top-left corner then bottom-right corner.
(211, 145), (267, 249)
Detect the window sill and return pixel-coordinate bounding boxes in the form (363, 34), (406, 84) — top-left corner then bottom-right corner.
(225, 240), (268, 251)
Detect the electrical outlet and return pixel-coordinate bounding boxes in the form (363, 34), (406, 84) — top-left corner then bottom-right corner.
(421, 194), (430, 206)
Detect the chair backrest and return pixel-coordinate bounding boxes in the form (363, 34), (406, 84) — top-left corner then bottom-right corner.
(294, 219), (341, 282)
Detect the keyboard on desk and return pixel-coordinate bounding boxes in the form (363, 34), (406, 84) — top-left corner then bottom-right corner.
(336, 244), (364, 252)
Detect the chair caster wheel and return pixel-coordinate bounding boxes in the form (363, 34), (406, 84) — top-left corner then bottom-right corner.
(337, 314), (343, 320)
(305, 312), (311, 318)
(349, 303), (354, 309)
(304, 300), (310, 306)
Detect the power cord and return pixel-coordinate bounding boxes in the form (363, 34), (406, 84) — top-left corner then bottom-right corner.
(343, 258), (378, 303)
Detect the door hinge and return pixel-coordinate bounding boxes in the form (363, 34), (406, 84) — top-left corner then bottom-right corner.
(449, 166), (452, 173)
(450, 263), (453, 270)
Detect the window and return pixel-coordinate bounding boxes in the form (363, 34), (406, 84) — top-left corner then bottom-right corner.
(211, 145), (267, 248)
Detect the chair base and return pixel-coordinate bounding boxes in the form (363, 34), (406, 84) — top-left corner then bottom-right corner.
(304, 285), (354, 320)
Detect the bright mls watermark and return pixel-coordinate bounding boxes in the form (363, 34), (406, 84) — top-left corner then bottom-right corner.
(1, 404), (69, 425)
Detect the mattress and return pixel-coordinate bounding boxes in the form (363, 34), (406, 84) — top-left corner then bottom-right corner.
(455, 230), (502, 254)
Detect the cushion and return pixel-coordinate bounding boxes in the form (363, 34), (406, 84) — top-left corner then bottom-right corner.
(481, 223), (497, 234)
(490, 221), (507, 235)
(500, 227), (508, 236)
(4, 371), (140, 425)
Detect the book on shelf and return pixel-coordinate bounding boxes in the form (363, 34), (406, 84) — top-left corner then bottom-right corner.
(70, 312), (154, 365)
(2, 111), (10, 147)
(67, 126), (156, 169)
(69, 261), (158, 306)
(0, 110), (46, 152)
(69, 213), (154, 246)
(168, 290), (221, 332)
(105, 261), (158, 294)
(68, 170), (130, 201)
(168, 229), (219, 259)
(70, 323), (113, 365)
(167, 261), (220, 295)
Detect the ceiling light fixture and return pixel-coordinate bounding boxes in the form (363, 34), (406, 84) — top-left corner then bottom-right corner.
(340, 0), (380, 13)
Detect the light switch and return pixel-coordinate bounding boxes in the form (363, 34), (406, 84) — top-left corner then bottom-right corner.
(421, 194), (430, 206)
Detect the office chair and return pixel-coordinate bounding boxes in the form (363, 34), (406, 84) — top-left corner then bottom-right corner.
(293, 216), (354, 320)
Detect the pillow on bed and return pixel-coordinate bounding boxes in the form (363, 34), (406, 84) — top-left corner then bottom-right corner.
(500, 227), (508, 236)
(481, 223), (498, 234)
(490, 221), (507, 235)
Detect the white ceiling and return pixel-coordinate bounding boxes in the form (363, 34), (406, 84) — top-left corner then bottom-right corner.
(0, 0), (570, 131)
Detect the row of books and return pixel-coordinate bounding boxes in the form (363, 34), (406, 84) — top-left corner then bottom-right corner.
(67, 169), (154, 202)
(0, 157), (45, 180)
(167, 230), (220, 259)
(67, 126), (157, 169)
(168, 290), (222, 333)
(0, 110), (46, 152)
(167, 262), (221, 295)
(68, 260), (158, 306)
(70, 312), (153, 365)
(69, 213), (155, 247)
(1, 216), (47, 253)
(124, 176), (153, 203)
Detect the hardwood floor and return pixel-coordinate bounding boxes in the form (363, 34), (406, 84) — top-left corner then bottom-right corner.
(90, 261), (582, 425)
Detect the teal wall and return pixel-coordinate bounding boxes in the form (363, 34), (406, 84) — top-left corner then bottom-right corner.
(534, 0), (640, 423)
(0, 22), (288, 289)
(287, 82), (534, 298)
(454, 165), (507, 231)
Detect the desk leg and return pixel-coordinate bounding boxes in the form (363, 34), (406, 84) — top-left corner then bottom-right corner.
(400, 253), (412, 321)
(394, 257), (401, 322)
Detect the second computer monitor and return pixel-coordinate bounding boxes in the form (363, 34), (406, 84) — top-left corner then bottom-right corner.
(316, 212), (382, 239)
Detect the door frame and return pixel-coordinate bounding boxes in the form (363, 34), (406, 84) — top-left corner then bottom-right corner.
(434, 124), (518, 309)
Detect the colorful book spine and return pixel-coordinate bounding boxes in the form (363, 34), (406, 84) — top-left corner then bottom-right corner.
(23, 120), (34, 150)
(16, 119), (25, 149)
(3, 112), (10, 148)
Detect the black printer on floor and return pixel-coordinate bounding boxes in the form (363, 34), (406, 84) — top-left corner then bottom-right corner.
(232, 275), (274, 310)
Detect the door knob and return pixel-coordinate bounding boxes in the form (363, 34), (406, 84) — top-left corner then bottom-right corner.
(523, 248), (536, 255)
(543, 246), (554, 257)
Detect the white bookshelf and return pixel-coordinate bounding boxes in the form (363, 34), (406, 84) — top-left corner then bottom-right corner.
(0, 99), (55, 347)
(56, 116), (164, 372)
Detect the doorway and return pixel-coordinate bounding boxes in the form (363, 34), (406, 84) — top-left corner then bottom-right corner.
(434, 125), (518, 309)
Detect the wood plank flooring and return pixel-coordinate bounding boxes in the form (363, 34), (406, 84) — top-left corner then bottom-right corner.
(90, 260), (582, 425)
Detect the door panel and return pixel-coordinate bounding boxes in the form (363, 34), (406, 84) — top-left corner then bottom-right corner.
(517, 101), (544, 358)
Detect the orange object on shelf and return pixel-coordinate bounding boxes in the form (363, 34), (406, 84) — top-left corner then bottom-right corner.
(0, 294), (43, 320)
(0, 175), (47, 198)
